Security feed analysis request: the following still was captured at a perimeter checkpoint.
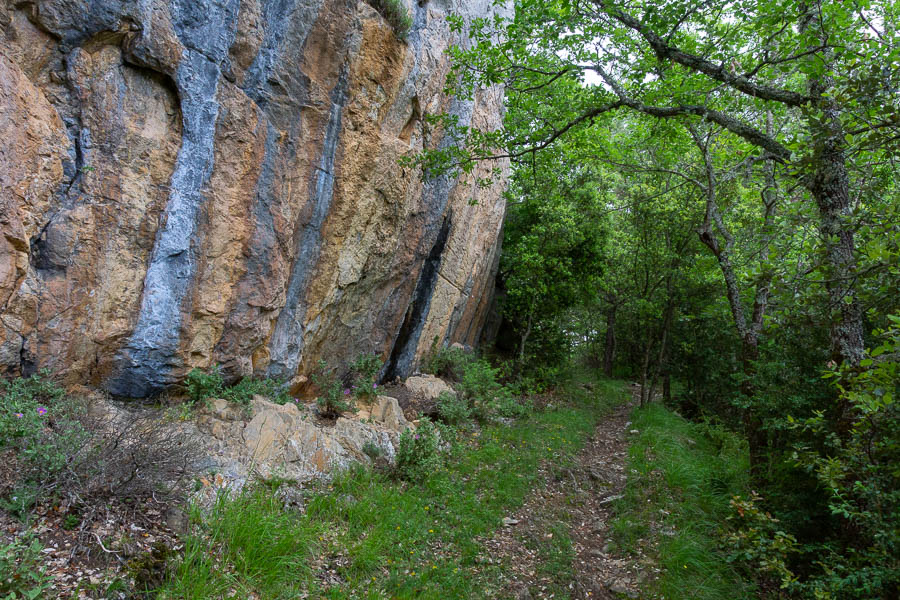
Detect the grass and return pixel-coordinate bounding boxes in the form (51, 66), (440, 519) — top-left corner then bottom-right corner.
(154, 368), (627, 599)
(368, 0), (413, 39)
(610, 403), (754, 600)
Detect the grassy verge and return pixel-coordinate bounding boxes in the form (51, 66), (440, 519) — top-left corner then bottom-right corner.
(156, 370), (626, 599)
(610, 403), (754, 600)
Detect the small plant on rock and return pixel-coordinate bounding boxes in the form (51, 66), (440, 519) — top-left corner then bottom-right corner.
(362, 440), (385, 461)
(185, 366), (225, 404)
(396, 418), (442, 482)
(367, 0), (413, 39)
(185, 365), (291, 406)
(350, 353), (382, 402)
(312, 360), (356, 418)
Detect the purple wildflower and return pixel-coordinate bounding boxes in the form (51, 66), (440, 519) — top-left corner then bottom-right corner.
(415, 434), (420, 440)
(36, 406), (47, 416)
(343, 389), (351, 395)
(373, 383), (378, 389)
(14, 413), (23, 419)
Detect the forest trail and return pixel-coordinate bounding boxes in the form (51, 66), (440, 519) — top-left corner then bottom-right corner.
(483, 388), (647, 599)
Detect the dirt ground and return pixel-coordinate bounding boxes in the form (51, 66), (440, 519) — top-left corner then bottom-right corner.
(482, 390), (652, 599)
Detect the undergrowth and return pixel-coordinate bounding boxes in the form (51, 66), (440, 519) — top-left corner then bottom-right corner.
(611, 403), (754, 600)
(367, 0), (413, 38)
(185, 366), (291, 406)
(155, 368), (626, 598)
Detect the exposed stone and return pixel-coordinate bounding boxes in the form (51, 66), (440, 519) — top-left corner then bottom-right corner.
(195, 395), (403, 484)
(0, 0), (510, 394)
(404, 374), (457, 402)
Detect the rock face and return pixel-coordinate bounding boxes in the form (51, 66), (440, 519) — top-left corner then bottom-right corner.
(195, 394), (408, 484)
(0, 0), (509, 396)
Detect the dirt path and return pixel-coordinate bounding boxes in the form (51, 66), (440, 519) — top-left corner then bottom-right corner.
(483, 389), (648, 599)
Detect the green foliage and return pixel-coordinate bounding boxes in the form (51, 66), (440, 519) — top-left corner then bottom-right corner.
(349, 353), (382, 402)
(361, 440), (384, 461)
(154, 370), (624, 598)
(185, 366), (225, 404)
(0, 372), (87, 485)
(185, 366), (291, 406)
(311, 360), (356, 418)
(366, 0), (412, 38)
(422, 343), (469, 382)
(437, 391), (472, 426)
(787, 315), (900, 598)
(725, 492), (799, 591)
(395, 418), (443, 483)
(424, 345), (532, 422)
(0, 534), (52, 599)
(612, 403), (754, 600)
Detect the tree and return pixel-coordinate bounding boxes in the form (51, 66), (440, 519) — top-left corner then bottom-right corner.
(435, 0), (900, 368)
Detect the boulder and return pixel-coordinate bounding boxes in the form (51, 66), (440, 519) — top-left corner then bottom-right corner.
(404, 374), (457, 403)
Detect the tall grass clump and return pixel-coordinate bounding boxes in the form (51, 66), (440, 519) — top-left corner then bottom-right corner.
(368, 0), (412, 38)
(611, 403), (755, 600)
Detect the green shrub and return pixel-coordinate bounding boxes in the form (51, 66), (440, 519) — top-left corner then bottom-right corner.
(350, 353), (382, 402)
(0, 372), (87, 483)
(725, 492), (798, 590)
(396, 418), (442, 482)
(185, 366), (225, 404)
(185, 366), (291, 406)
(422, 340), (471, 382)
(437, 391), (471, 426)
(367, 0), (412, 38)
(0, 534), (52, 599)
(311, 360), (356, 418)
(362, 440), (384, 460)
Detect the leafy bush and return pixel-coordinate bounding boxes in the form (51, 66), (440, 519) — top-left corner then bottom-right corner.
(350, 353), (382, 402)
(367, 0), (412, 38)
(787, 314), (900, 598)
(422, 343), (470, 382)
(1, 373), (197, 524)
(396, 418), (442, 482)
(311, 360), (356, 418)
(0, 372), (87, 483)
(725, 492), (798, 590)
(437, 391), (471, 426)
(425, 345), (531, 423)
(185, 366), (291, 406)
(0, 534), (52, 599)
(185, 366), (225, 404)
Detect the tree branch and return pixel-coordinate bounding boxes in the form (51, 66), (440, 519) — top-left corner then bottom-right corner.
(599, 2), (812, 107)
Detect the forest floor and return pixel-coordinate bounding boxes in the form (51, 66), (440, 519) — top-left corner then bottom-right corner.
(3, 371), (666, 599)
(484, 386), (649, 600)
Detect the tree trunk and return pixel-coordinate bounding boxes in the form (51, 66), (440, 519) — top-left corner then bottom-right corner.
(639, 332), (653, 406)
(518, 308), (534, 369)
(603, 305), (616, 377)
(809, 126), (865, 368)
(740, 334), (767, 482)
(648, 301), (674, 406)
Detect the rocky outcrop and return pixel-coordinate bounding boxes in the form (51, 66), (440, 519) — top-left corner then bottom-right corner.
(0, 0), (509, 396)
(195, 394), (409, 484)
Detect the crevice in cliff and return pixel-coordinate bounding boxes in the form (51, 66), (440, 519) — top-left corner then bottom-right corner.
(383, 211), (452, 382)
(28, 219), (66, 277)
(399, 96), (420, 142)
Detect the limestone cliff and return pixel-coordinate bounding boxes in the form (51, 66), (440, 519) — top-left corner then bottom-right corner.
(0, 0), (509, 396)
